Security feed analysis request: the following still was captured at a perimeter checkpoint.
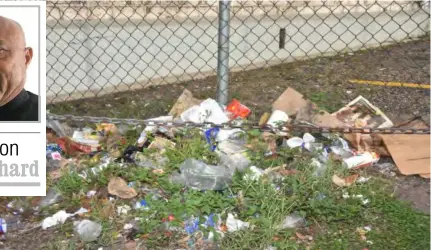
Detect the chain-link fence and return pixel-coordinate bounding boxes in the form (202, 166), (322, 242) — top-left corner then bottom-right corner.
(46, 0), (430, 132)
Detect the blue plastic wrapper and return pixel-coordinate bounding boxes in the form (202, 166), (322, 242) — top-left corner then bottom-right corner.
(204, 127), (220, 151)
(204, 214), (215, 227)
(184, 217), (200, 235)
(135, 200), (149, 210)
(46, 144), (62, 155)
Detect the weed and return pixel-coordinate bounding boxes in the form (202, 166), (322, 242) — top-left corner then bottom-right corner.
(55, 170), (87, 197)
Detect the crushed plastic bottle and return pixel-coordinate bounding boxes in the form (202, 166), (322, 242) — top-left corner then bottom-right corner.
(170, 158), (233, 191)
(278, 213), (305, 229)
(217, 150), (251, 173)
(38, 187), (62, 208)
(343, 152), (380, 169)
(74, 220), (102, 242)
(216, 139), (251, 173)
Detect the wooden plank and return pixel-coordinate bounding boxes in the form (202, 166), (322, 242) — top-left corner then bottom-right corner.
(380, 134), (430, 175)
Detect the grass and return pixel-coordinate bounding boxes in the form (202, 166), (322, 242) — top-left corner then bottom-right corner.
(38, 127), (430, 250)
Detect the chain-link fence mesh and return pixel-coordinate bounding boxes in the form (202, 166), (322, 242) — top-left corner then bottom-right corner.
(46, 0), (430, 133)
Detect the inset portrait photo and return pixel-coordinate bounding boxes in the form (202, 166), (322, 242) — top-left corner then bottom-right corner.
(0, 5), (40, 122)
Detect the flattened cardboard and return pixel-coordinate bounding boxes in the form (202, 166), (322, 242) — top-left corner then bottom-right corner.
(335, 95), (395, 153)
(272, 87), (308, 116)
(272, 87), (343, 127)
(333, 95), (393, 128)
(420, 173), (430, 178)
(169, 89), (202, 118)
(380, 134), (430, 175)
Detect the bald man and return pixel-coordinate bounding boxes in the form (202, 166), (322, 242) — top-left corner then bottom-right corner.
(0, 16), (38, 121)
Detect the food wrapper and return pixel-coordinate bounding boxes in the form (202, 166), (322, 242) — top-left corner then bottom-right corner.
(226, 99), (251, 120)
(57, 137), (101, 155)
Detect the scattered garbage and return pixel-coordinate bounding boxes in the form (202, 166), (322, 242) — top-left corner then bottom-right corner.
(343, 152), (380, 169)
(266, 110), (289, 129)
(117, 205), (132, 216)
(277, 213), (306, 229)
(244, 166), (265, 181)
(334, 96), (393, 129)
(42, 207), (90, 230)
(356, 226), (372, 242)
(285, 133), (319, 151)
(226, 213), (249, 232)
(0, 218), (6, 240)
(216, 139), (251, 172)
(123, 223), (134, 230)
(357, 176), (371, 183)
(374, 162), (397, 177)
(180, 98), (229, 125)
(134, 200), (149, 210)
(74, 220), (102, 242)
(108, 177), (138, 199)
(36, 87), (431, 248)
(332, 174), (359, 187)
(87, 190), (97, 198)
(38, 188), (62, 208)
(42, 210), (72, 230)
(169, 89), (202, 118)
(226, 99), (251, 119)
(184, 216), (200, 234)
(342, 191), (370, 205)
(171, 158), (233, 191)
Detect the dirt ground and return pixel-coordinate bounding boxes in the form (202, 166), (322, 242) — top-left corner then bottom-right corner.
(48, 39), (430, 124)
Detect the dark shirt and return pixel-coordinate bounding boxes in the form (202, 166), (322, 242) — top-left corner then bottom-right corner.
(0, 89), (39, 121)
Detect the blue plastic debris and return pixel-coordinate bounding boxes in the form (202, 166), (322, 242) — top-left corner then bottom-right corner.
(204, 127), (220, 151)
(0, 218), (6, 238)
(184, 217), (200, 235)
(204, 214), (215, 227)
(135, 200), (149, 210)
(46, 144), (62, 155)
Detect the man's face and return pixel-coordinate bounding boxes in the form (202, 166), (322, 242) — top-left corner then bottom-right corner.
(0, 17), (32, 103)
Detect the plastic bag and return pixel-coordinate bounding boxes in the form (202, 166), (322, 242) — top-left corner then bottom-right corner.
(171, 158), (233, 191)
(74, 220), (102, 242)
(216, 139), (250, 173)
(180, 99), (229, 125)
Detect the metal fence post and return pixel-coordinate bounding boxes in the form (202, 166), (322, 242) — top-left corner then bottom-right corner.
(216, 0), (231, 106)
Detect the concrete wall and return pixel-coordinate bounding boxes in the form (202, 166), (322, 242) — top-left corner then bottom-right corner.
(46, 1), (430, 102)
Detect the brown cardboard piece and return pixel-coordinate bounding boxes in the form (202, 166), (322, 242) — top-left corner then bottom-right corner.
(345, 117), (429, 155)
(272, 87), (343, 127)
(169, 89), (202, 118)
(333, 95), (395, 154)
(379, 117), (430, 176)
(420, 173), (430, 179)
(380, 134), (430, 175)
